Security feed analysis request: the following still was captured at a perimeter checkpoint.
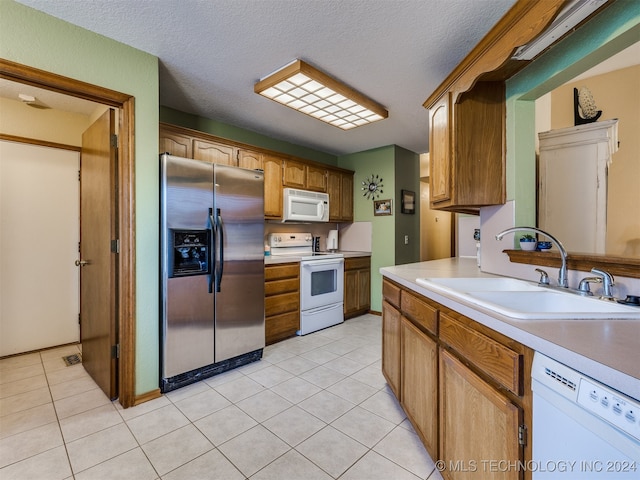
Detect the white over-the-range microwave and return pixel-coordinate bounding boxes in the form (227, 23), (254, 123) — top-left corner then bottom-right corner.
(282, 188), (329, 222)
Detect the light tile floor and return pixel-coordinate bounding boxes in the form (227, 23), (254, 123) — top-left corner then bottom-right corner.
(0, 314), (443, 479)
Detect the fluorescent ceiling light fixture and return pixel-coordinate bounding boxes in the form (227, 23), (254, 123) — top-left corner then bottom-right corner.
(511, 0), (609, 61)
(255, 59), (388, 130)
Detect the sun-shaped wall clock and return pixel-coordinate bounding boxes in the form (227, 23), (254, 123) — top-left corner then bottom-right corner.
(361, 174), (384, 200)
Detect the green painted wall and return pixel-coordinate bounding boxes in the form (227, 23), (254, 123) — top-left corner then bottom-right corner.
(160, 106), (337, 165)
(1, 0), (160, 395)
(339, 146), (402, 312)
(393, 146), (421, 265)
(506, 1), (640, 229)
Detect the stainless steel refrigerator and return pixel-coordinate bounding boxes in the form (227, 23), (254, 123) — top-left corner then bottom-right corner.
(160, 153), (265, 392)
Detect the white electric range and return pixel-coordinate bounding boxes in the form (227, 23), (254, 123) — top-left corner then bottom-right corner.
(268, 233), (344, 335)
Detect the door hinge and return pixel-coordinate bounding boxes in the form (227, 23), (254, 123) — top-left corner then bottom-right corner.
(111, 239), (120, 254)
(78, 170), (81, 181)
(110, 134), (118, 148)
(78, 313), (81, 324)
(112, 344), (120, 359)
(518, 424), (527, 446)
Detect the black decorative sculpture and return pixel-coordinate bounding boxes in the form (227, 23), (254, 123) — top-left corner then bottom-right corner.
(574, 87), (602, 125)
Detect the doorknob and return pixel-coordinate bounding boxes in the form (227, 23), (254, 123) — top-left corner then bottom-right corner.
(75, 259), (89, 267)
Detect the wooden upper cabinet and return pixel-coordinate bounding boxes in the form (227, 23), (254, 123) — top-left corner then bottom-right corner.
(283, 160), (328, 193)
(340, 173), (353, 222)
(160, 130), (192, 158)
(263, 154), (283, 219)
(429, 95), (451, 205)
(159, 123), (354, 220)
(238, 149), (263, 170)
(193, 139), (236, 166)
(283, 159), (306, 189)
(306, 165), (327, 192)
(427, 82), (505, 213)
(328, 170), (353, 222)
(328, 170), (341, 220)
(422, 0), (569, 214)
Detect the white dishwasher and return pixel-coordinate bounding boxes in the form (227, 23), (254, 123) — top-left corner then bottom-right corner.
(532, 353), (640, 479)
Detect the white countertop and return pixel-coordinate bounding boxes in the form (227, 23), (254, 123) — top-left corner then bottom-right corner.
(380, 258), (640, 400)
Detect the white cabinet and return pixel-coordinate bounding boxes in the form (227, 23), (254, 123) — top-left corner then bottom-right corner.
(538, 119), (618, 254)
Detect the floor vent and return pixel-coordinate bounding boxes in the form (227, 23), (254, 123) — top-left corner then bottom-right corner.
(62, 353), (82, 366)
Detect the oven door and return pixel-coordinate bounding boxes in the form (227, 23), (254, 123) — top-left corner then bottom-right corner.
(300, 258), (344, 311)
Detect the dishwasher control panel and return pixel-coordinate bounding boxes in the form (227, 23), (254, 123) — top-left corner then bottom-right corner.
(578, 378), (639, 442)
(533, 352), (639, 443)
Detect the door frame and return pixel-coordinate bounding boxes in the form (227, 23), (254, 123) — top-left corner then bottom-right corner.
(0, 59), (137, 408)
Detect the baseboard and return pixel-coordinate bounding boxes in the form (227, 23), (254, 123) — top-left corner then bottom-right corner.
(133, 388), (162, 406)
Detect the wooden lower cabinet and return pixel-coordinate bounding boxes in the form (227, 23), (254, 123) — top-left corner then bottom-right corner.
(402, 317), (438, 458)
(382, 278), (532, 479)
(381, 300), (401, 398)
(344, 256), (370, 319)
(440, 349), (522, 480)
(265, 263), (300, 344)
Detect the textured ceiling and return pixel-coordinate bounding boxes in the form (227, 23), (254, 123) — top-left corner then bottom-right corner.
(16, 0), (520, 155)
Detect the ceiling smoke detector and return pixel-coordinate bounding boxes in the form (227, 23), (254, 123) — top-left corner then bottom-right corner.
(18, 93), (50, 110)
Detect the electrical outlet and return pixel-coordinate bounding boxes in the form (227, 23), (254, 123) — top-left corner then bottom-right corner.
(404, 235), (409, 245)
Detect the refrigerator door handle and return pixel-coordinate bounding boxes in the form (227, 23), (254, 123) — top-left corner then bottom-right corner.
(216, 208), (224, 292)
(208, 208), (215, 294)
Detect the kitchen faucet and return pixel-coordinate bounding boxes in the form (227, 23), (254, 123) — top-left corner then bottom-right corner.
(495, 227), (569, 288)
(590, 268), (616, 301)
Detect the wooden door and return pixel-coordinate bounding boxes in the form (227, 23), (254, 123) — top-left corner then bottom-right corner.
(382, 300), (401, 398)
(440, 349), (522, 480)
(238, 149), (263, 170)
(263, 154), (283, 218)
(80, 109), (118, 400)
(193, 139), (235, 165)
(344, 269), (359, 316)
(429, 95), (451, 205)
(327, 170), (342, 221)
(159, 130), (192, 158)
(306, 165), (327, 192)
(402, 318), (438, 458)
(357, 268), (370, 311)
(340, 172), (354, 221)
(283, 159), (306, 188)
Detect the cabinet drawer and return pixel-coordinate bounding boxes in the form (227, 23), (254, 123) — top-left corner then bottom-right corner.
(400, 290), (437, 336)
(383, 279), (401, 308)
(265, 263), (299, 281)
(265, 292), (299, 317)
(345, 256), (370, 270)
(266, 311), (299, 345)
(440, 313), (521, 395)
(265, 278), (298, 296)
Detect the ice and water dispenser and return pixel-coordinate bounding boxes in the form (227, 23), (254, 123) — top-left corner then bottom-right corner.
(168, 230), (210, 277)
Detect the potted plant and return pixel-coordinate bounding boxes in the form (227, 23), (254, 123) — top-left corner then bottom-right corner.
(519, 234), (537, 251)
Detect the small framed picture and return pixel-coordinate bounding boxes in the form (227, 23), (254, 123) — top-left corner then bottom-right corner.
(401, 190), (415, 214)
(373, 199), (392, 216)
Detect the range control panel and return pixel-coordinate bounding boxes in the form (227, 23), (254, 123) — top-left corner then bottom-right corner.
(268, 232), (312, 248)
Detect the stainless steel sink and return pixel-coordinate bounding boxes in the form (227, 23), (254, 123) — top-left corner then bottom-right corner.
(416, 277), (640, 320)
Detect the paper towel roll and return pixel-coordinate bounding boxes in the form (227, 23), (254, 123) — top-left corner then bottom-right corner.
(327, 230), (338, 251)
